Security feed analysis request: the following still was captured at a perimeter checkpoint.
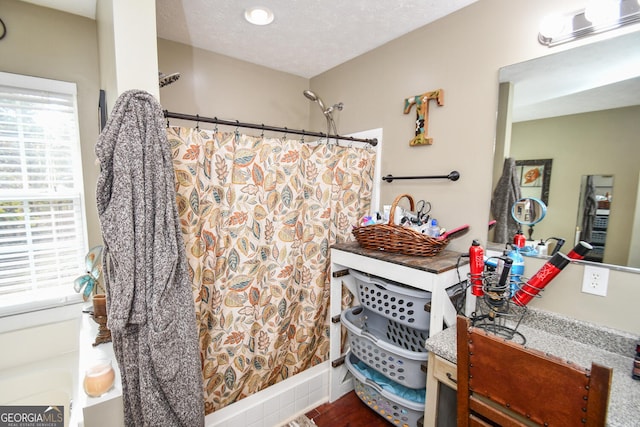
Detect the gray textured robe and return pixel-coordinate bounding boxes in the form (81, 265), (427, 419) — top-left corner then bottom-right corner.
(95, 90), (204, 426)
(491, 157), (522, 243)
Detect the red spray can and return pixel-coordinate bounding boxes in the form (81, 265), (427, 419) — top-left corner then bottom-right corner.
(512, 252), (571, 307)
(513, 230), (526, 249)
(567, 241), (593, 260)
(469, 240), (484, 296)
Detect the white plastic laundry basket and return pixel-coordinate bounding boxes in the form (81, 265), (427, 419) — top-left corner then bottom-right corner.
(346, 352), (424, 427)
(341, 305), (428, 389)
(350, 269), (433, 330)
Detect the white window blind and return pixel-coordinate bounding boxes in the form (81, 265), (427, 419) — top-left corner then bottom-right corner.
(0, 72), (87, 314)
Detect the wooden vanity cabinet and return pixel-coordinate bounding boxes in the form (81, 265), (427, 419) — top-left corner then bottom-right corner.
(425, 352), (458, 427)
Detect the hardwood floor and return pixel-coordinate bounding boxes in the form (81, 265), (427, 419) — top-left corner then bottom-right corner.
(305, 391), (390, 427)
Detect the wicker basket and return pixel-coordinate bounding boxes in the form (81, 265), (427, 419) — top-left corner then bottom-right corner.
(352, 194), (449, 257)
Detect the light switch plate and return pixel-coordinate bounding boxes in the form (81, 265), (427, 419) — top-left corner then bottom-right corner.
(581, 265), (609, 296)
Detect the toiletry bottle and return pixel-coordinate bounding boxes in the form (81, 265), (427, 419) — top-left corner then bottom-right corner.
(633, 342), (640, 380)
(506, 244), (525, 296)
(427, 219), (440, 237)
(469, 240), (484, 296)
(537, 239), (547, 256)
(513, 229), (526, 248)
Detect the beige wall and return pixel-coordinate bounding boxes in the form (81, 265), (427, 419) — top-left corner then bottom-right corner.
(0, 0), (102, 248)
(514, 255), (639, 334)
(511, 106), (640, 267)
(157, 38), (310, 130)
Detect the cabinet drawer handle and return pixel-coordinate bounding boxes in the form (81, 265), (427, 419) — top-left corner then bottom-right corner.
(446, 372), (457, 384)
(331, 356), (346, 368)
(332, 269), (350, 278)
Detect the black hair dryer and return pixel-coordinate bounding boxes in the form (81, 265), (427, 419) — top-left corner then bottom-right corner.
(547, 237), (566, 256)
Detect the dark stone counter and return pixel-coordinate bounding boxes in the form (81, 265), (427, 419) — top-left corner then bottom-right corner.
(331, 241), (468, 275)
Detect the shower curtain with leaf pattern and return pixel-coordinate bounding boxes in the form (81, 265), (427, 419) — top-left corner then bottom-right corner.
(167, 127), (376, 413)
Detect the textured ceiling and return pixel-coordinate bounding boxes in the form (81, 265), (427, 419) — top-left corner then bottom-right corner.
(154, 0), (479, 78)
(20, 0), (479, 78)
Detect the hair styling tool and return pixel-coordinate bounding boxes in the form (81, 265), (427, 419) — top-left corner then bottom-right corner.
(548, 237), (566, 255)
(483, 257), (512, 311)
(438, 224), (470, 240)
(567, 241), (593, 260)
(512, 252), (571, 307)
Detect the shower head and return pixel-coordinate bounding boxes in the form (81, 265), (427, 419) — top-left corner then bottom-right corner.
(303, 90), (344, 140)
(303, 90), (318, 102)
(159, 72), (180, 88)
(303, 89), (327, 113)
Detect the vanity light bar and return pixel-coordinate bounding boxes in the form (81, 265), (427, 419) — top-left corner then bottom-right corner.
(539, 0), (640, 47)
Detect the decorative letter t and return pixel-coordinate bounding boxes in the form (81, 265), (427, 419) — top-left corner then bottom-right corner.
(403, 89), (444, 146)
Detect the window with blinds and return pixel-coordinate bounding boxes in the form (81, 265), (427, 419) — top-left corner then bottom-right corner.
(0, 72), (87, 314)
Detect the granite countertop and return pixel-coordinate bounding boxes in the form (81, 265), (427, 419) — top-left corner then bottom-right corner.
(331, 241), (468, 274)
(425, 307), (639, 426)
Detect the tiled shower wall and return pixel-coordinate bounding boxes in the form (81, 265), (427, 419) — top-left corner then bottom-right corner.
(207, 362), (330, 427)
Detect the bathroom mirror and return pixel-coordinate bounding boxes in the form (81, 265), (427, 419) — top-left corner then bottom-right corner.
(492, 30), (640, 269)
(575, 175), (614, 263)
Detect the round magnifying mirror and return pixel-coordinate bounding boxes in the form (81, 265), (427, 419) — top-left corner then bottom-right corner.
(511, 197), (547, 241)
(511, 197), (547, 226)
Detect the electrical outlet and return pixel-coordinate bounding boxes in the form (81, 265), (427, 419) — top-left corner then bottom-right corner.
(581, 265), (609, 296)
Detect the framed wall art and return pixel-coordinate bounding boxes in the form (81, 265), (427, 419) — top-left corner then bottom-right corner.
(516, 159), (552, 205)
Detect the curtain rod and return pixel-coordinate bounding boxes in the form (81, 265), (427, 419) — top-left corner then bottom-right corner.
(163, 110), (378, 146)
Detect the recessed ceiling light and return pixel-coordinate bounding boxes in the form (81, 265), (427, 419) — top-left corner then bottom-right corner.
(244, 7), (274, 26)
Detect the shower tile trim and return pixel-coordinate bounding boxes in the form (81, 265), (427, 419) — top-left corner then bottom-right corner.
(206, 361), (330, 427)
